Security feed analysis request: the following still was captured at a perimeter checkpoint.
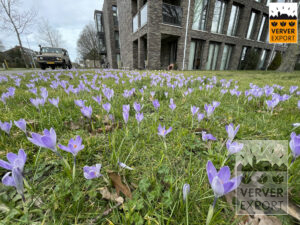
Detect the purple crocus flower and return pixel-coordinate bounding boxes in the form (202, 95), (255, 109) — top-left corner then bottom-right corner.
(298, 100), (300, 109)
(290, 132), (300, 160)
(290, 86), (298, 94)
(49, 97), (59, 108)
(30, 98), (45, 109)
(0, 121), (12, 135)
(92, 95), (102, 105)
(0, 149), (27, 172)
(183, 183), (190, 201)
(152, 99), (160, 110)
(118, 161), (134, 170)
(226, 140), (244, 155)
(191, 106), (199, 116)
(150, 91), (155, 98)
(58, 136), (84, 157)
(206, 160), (242, 198)
(123, 105), (130, 124)
(0, 149), (27, 200)
(102, 102), (111, 114)
(28, 128), (57, 152)
(133, 102), (141, 112)
(81, 106), (92, 119)
(158, 124), (172, 138)
(266, 98), (280, 111)
(135, 112), (144, 124)
(40, 87), (48, 101)
(204, 104), (215, 118)
(197, 113), (205, 122)
(212, 101), (220, 108)
(202, 131), (216, 141)
(83, 164), (102, 179)
(169, 98), (176, 111)
(74, 99), (86, 108)
(14, 119), (26, 133)
(225, 123), (240, 141)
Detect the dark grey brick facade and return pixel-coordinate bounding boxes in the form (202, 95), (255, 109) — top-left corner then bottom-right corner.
(100, 0), (289, 70)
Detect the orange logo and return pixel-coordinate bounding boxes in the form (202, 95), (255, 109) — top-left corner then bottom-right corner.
(269, 3), (298, 43)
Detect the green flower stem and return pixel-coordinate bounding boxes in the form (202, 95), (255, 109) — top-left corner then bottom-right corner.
(73, 156), (76, 181)
(185, 197), (189, 225)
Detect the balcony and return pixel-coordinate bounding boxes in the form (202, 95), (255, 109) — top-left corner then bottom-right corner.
(162, 3), (183, 26)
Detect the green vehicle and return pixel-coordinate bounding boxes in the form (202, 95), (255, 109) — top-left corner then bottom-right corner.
(37, 46), (72, 70)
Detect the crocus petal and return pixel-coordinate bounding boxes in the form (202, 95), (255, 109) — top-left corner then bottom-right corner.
(6, 153), (18, 164)
(211, 176), (224, 198)
(41, 136), (56, 151)
(2, 172), (15, 186)
(206, 161), (217, 185)
(217, 166), (231, 183)
(0, 160), (13, 170)
(12, 168), (24, 195)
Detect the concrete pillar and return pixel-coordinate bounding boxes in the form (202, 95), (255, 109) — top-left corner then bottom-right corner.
(147, 0), (162, 70)
(252, 12), (263, 40)
(216, 43), (225, 70)
(236, 6), (251, 39)
(222, 0), (233, 35)
(205, 0), (216, 32)
(138, 38), (145, 69)
(201, 40), (210, 69)
(229, 44), (242, 70)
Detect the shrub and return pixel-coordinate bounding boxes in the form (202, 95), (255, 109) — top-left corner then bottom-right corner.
(240, 49), (260, 70)
(268, 52), (282, 70)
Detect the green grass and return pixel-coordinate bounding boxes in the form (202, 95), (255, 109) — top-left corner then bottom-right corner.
(0, 69), (300, 224)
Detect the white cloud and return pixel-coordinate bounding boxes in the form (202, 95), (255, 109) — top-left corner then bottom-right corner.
(0, 0), (104, 62)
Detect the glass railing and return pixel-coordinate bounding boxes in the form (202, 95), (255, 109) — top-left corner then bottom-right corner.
(162, 3), (183, 26)
(141, 3), (148, 27)
(133, 13), (139, 33)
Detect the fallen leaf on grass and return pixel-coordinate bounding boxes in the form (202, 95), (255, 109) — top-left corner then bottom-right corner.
(95, 122), (123, 134)
(108, 172), (132, 199)
(99, 187), (124, 204)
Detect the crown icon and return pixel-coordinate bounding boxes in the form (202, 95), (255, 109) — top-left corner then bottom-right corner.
(271, 22), (278, 27)
(280, 22), (286, 27)
(289, 22), (295, 27)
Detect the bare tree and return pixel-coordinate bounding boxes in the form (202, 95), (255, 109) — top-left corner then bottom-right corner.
(77, 23), (101, 67)
(0, 40), (4, 52)
(0, 0), (36, 68)
(37, 19), (65, 48)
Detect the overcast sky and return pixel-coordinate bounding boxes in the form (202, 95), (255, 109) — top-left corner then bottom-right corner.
(0, 0), (104, 62)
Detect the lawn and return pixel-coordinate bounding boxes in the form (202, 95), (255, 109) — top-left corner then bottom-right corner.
(0, 69), (300, 224)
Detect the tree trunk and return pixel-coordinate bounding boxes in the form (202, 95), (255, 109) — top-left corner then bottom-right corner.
(16, 32), (29, 69)
(277, 4), (300, 72)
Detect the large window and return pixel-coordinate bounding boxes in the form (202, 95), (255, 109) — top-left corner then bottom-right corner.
(112, 5), (118, 27)
(115, 31), (120, 49)
(206, 42), (220, 70)
(188, 40), (205, 70)
(258, 50), (267, 69)
(258, 15), (268, 41)
(141, 3), (148, 27)
(192, 0), (209, 31)
(220, 44), (233, 70)
(246, 11), (258, 39)
(133, 14), (139, 32)
(227, 5), (240, 36)
(211, 0), (227, 33)
(238, 46), (250, 69)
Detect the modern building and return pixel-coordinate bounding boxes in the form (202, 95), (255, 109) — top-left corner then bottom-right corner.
(94, 1), (121, 68)
(98, 0), (292, 70)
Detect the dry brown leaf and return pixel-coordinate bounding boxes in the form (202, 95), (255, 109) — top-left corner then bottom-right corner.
(108, 172), (132, 199)
(98, 187), (124, 204)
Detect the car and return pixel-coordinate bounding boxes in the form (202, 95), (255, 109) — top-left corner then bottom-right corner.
(37, 46), (72, 70)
